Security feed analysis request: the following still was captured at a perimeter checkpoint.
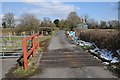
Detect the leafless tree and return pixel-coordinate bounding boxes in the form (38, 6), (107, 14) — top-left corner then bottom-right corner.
(67, 12), (81, 28)
(40, 18), (55, 27)
(58, 19), (65, 29)
(87, 18), (98, 29)
(19, 13), (40, 28)
(2, 12), (15, 28)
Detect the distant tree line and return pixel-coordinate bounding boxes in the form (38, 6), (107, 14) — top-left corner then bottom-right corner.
(87, 19), (120, 29)
(54, 12), (120, 30)
(2, 12), (120, 31)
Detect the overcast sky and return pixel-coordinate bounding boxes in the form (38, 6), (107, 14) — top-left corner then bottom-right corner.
(1, 1), (119, 22)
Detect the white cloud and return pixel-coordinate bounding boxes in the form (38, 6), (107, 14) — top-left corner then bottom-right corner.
(2, 0), (120, 2)
(23, 0), (45, 2)
(21, 2), (80, 20)
(2, 0), (51, 2)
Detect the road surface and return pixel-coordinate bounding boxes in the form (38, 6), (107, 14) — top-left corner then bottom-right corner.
(0, 58), (18, 79)
(31, 30), (119, 79)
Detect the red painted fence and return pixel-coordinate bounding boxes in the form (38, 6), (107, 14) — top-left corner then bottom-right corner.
(22, 34), (40, 70)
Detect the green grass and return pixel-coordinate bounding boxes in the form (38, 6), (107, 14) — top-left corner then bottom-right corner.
(2, 37), (23, 49)
(13, 57), (38, 78)
(4, 37), (23, 42)
(9, 36), (51, 78)
(2, 36), (51, 49)
(5, 31), (56, 78)
(39, 47), (44, 52)
(81, 45), (94, 50)
(40, 36), (51, 42)
(107, 64), (120, 78)
(13, 67), (35, 78)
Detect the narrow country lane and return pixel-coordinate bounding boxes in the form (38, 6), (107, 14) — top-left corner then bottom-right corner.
(31, 30), (119, 79)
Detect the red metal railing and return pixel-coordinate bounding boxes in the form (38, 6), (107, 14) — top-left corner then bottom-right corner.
(22, 34), (40, 70)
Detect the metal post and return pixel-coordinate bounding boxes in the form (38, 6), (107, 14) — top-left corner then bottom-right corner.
(22, 39), (28, 70)
(22, 34), (40, 70)
(32, 37), (36, 57)
(38, 35), (40, 50)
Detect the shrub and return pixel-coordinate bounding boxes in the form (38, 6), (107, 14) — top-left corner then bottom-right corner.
(77, 29), (120, 52)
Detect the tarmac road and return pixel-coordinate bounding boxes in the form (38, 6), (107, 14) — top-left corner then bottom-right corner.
(48, 30), (76, 50)
(0, 58), (18, 79)
(31, 30), (119, 79)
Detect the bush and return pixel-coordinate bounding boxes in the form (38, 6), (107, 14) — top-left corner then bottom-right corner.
(77, 29), (120, 52)
(37, 27), (52, 35)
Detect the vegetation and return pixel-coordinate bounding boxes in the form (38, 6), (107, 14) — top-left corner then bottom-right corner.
(2, 12), (15, 28)
(19, 13), (40, 28)
(1, 11), (119, 34)
(13, 57), (39, 78)
(108, 64), (120, 78)
(5, 56), (42, 78)
(1, 11), (82, 32)
(81, 45), (94, 50)
(40, 18), (55, 27)
(53, 19), (59, 27)
(77, 29), (120, 52)
(1, 10), (120, 78)
(2, 36), (23, 49)
(87, 19), (119, 29)
(76, 29), (120, 77)
(4, 36), (51, 78)
(67, 12), (81, 29)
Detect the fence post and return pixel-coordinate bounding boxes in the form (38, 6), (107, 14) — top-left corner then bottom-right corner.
(8, 32), (12, 41)
(22, 34), (40, 70)
(38, 35), (40, 51)
(32, 37), (36, 57)
(22, 39), (28, 70)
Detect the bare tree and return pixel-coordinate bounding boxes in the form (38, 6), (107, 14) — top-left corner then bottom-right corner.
(2, 12), (15, 28)
(19, 13), (40, 28)
(87, 18), (98, 29)
(53, 19), (59, 27)
(64, 20), (71, 30)
(40, 18), (55, 27)
(84, 14), (89, 23)
(67, 12), (81, 29)
(108, 20), (119, 29)
(48, 21), (55, 27)
(58, 19), (65, 29)
(100, 21), (107, 29)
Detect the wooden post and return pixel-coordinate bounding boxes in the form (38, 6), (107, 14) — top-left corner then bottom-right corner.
(41, 31), (43, 36)
(37, 31), (39, 34)
(38, 35), (40, 51)
(8, 32), (11, 41)
(31, 31), (32, 35)
(22, 31), (26, 38)
(13, 32), (16, 36)
(32, 31), (34, 35)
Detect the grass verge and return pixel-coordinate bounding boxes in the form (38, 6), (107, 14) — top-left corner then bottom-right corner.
(4, 36), (51, 78)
